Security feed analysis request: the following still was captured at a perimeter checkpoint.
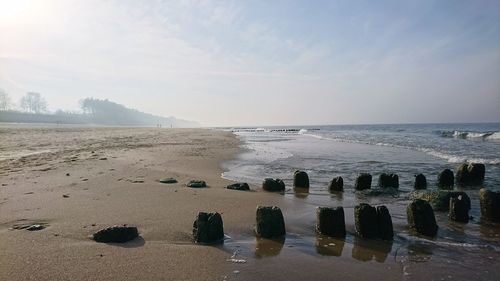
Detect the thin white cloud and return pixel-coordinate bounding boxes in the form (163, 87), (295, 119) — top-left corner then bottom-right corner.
(0, 0), (499, 125)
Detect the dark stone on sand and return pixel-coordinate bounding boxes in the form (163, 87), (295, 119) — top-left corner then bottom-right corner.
(329, 176), (343, 192)
(449, 196), (470, 223)
(192, 212), (224, 244)
(377, 206), (394, 241)
(255, 206), (286, 238)
(316, 207), (346, 238)
(293, 170), (309, 188)
(99, 157), (108, 160)
(355, 173), (372, 190)
(186, 180), (206, 188)
(378, 173), (399, 188)
(26, 224), (45, 231)
(456, 163), (485, 186)
(437, 169), (454, 189)
(414, 174), (427, 190)
(159, 177), (178, 184)
(354, 203), (378, 239)
(93, 225), (139, 243)
(262, 178), (285, 192)
(226, 182), (250, 191)
(407, 199), (438, 236)
(13, 222), (48, 230)
(66, 173), (70, 176)
(354, 204), (393, 240)
(409, 190), (471, 211)
(479, 188), (500, 223)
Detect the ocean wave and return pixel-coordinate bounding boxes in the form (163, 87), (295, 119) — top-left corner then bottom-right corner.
(241, 142), (294, 163)
(439, 130), (500, 140)
(239, 128), (500, 165)
(252, 138), (294, 143)
(422, 149), (500, 165)
(400, 233), (500, 251)
(297, 133), (500, 165)
(299, 133), (326, 140)
(488, 132), (500, 140)
(232, 127), (321, 134)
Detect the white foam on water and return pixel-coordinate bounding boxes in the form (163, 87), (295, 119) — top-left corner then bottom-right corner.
(422, 149), (500, 164)
(487, 132), (500, 140)
(466, 132), (489, 138)
(244, 142), (293, 163)
(300, 133), (325, 140)
(232, 131), (294, 164)
(296, 130), (500, 165)
(441, 130), (500, 140)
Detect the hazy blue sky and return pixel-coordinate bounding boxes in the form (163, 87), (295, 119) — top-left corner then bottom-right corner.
(1, 0), (499, 126)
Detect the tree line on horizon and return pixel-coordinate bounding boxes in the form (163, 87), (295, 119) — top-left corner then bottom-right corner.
(79, 97), (186, 126)
(0, 89), (199, 127)
(0, 89), (48, 113)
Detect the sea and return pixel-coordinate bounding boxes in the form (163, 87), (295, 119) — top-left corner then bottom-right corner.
(220, 123), (500, 280)
(222, 123), (500, 192)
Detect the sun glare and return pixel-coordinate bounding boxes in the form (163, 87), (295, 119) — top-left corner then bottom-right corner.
(0, 0), (47, 26)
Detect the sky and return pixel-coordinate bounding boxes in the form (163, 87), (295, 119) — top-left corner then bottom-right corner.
(0, 0), (499, 126)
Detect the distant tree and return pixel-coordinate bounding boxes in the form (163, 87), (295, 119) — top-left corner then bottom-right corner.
(0, 88), (11, 111)
(80, 98), (96, 116)
(20, 92), (48, 113)
(77, 97), (198, 127)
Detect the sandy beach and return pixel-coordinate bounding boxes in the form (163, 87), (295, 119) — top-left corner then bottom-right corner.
(1, 125), (499, 281)
(0, 126), (302, 281)
(0, 126), (238, 280)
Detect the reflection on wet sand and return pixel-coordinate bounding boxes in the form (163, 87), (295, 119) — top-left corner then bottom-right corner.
(314, 234), (394, 261)
(446, 219), (467, 234)
(255, 237), (285, 258)
(329, 190), (344, 202)
(407, 241), (433, 263)
(315, 234), (345, 256)
(293, 187), (309, 199)
(351, 237), (393, 263)
(479, 222), (500, 238)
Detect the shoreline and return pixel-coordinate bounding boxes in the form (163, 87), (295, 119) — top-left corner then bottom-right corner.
(217, 128), (500, 281)
(1, 126), (499, 281)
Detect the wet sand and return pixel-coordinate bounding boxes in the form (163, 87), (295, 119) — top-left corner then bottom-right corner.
(1, 125), (499, 281)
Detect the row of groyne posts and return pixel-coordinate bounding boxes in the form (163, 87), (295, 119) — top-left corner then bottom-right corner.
(90, 163), (499, 244)
(191, 163), (499, 244)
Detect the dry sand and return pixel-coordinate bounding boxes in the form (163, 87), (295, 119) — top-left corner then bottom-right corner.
(1, 125), (498, 281)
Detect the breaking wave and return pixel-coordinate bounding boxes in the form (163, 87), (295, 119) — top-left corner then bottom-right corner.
(421, 149), (500, 165)
(440, 130), (500, 140)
